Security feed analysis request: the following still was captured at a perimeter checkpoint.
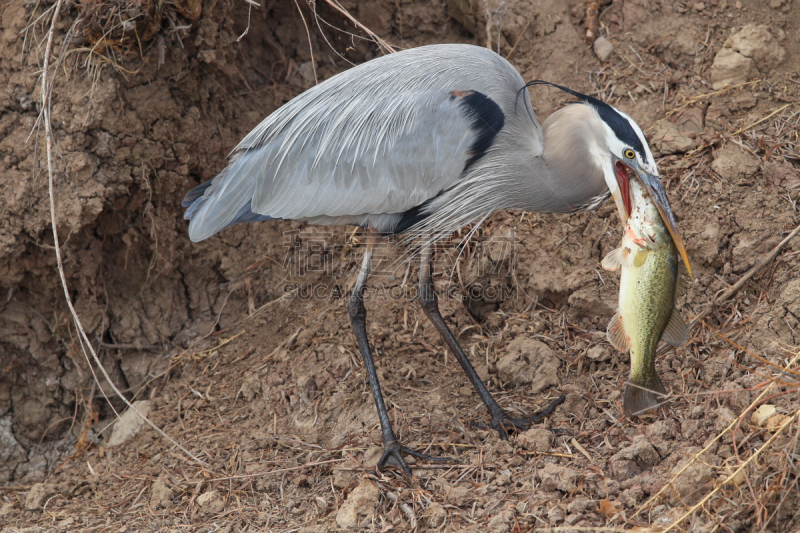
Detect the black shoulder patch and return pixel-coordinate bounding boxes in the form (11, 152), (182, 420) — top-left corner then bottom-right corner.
(522, 81), (647, 161)
(452, 90), (505, 173)
(387, 190), (445, 236)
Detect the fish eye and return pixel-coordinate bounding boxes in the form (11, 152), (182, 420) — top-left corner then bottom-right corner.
(624, 149), (636, 159)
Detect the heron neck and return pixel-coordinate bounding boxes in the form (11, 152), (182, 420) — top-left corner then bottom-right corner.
(523, 105), (607, 213)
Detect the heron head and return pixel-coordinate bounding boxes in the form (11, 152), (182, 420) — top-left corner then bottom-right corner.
(524, 80), (692, 277)
(598, 114), (692, 278)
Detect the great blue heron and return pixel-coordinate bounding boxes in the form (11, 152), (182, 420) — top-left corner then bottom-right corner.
(183, 44), (690, 475)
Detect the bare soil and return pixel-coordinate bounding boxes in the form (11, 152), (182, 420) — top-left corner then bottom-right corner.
(1, 0), (799, 531)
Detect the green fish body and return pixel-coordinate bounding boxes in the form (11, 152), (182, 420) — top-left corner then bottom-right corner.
(602, 180), (687, 417)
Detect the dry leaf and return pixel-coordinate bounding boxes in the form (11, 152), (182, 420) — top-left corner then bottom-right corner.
(599, 498), (619, 517)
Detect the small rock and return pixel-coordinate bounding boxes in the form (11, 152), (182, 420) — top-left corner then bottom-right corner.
(586, 346), (609, 361)
(593, 36), (614, 62)
(667, 458), (714, 504)
(150, 474), (173, 509)
(751, 404), (776, 426)
(336, 480), (381, 528)
(107, 400), (151, 447)
(609, 436), (661, 480)
(25, 483), (55, 510)
(651, 121), (693, 154)
(496, 337), (560, 393)
(423, 502), (447, 528)
(517, 428), (554, 452)
(197, 489), (224, 514)
(538, 463), (580, 493)
(711, 144), (760, 181)
(291, 475), (308, 486)
(0, 502), (15, 516)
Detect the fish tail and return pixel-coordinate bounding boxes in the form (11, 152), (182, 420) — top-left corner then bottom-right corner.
(623, 374), (668, 417)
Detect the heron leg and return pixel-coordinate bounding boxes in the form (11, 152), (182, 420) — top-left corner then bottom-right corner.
(348, 233), (457, 476)
(418, 245), (565, 438)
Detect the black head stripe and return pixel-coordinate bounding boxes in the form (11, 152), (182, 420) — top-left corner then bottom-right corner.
(522, 81), (647, 160)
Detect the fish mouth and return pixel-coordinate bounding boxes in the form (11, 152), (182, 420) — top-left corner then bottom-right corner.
(614, 161), (633, 219)
(612, 158), (693, 278)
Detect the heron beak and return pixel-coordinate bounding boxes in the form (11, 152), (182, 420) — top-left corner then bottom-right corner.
(631, 166), (693, 278)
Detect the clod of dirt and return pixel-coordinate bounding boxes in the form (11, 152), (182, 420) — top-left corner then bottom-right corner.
(709, 48), (757, 90)
(593, 36), (614, 62)
(237, 372), (262, 401)
(517, 428), (554, 452)
(609, 436), (661, 480)
(106, 400), (151, 447)
(538, 463), (580, 493)
(487, 508), (515, 532)
(197, 489), (224, 514)
(711, 144), (760, 182)
(667, 457), (714, 505)
(763, 160), (800, 188)
(336, 480), (381, 528)
(650, 121), (693, 155)
(150, 474), (173, 509)
(710, 25), (786, 89)
(332, 459), (359, 489)
(496, 337), (560, 393)
(674, 107), (705, 134)
(423, 502), (447, 528)
(781, 279), (800, 320)
(25, 483), (55, 510)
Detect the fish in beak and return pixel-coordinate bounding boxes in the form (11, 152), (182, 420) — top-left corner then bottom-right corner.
(611, 157), (693, 278)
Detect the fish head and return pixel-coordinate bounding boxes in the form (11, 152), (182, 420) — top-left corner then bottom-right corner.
(610, 153), (693, 278)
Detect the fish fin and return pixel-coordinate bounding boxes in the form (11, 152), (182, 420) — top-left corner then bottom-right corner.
(601, 248), (623, 271)
(661, 309), (688, 347)
(623, 374), (668, 417)
(607, 312), (630, 352)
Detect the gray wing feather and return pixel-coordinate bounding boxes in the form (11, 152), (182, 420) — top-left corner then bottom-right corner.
(186, 44), (539, 242)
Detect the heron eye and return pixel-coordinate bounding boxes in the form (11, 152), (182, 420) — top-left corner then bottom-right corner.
(624, 149), (636, 159)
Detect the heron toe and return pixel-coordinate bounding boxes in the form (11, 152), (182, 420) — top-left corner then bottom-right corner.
(375, 440), (460, 477)
(489, 394), (567, 440)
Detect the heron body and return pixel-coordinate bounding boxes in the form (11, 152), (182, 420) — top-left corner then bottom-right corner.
(184, 43), (689, 475)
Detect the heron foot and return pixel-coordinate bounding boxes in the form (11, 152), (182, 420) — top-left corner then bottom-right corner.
(376, 440), (461, 477)
(489, 394), (567, 439)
